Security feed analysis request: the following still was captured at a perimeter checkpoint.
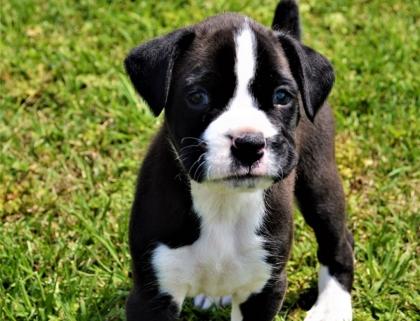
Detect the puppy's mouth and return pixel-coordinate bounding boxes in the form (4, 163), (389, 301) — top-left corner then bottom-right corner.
(217, 172), (269, 180)
(208, 172), (274, 189)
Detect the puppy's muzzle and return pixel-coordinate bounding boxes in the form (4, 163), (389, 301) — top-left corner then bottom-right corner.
(230, 132), (266, 167)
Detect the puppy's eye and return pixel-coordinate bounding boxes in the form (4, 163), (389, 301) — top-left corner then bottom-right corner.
(273, 88), (292, 106)
(187, 89), (209, 108)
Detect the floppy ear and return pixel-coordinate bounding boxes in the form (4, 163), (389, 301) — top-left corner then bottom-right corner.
(124, 28), (195, 116)
(278, 34), (335, 121)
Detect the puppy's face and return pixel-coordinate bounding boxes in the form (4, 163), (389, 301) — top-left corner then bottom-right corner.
(125, 14), (334, 189)
(167, 24), (298, 188)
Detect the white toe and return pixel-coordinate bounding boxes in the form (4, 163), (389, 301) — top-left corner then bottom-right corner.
(193, 294), (205, 308)
(193, 294), (214, 309)
(202, 296), (214, 309)
(220, 295), (232, 307)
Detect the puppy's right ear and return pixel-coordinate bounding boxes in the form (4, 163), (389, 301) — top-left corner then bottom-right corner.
(124, 28), (195, 116)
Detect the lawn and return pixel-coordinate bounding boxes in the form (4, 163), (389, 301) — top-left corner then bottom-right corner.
(0, 0), (418, 320)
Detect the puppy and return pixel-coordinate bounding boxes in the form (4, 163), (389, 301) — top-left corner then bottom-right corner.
(124, 1), (354, 320)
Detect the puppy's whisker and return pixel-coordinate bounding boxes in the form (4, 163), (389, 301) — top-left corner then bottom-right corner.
(187, 152), (206, 178)
(179, 144), (205, 153)
(193, 157), (207, 180)
(180, 136), (207, 145)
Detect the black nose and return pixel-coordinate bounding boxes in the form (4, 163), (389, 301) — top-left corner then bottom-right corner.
(231, 133), (266, 166)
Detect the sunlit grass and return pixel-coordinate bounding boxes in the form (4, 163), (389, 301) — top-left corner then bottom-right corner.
(1, 0), (418, 320)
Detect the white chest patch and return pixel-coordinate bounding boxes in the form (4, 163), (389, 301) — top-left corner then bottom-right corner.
(152, 182), (271, 306)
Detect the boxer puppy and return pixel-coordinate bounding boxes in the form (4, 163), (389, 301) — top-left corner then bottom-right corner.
(124, 1), (354, 320)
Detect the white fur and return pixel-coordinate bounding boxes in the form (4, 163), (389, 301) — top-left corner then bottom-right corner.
(203, 25), (278, 182)
(305, 265), (352, 321)
(152, 181), (271, 316)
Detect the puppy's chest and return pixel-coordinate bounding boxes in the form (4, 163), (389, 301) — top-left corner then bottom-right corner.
(152, 187), (272, 298)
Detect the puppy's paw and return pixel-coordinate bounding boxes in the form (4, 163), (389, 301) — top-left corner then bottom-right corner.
(193, 294), (232, 309)
(304, 266), (352, 321)
(305, 299), (352, 321)
(305, 297), (352, 321)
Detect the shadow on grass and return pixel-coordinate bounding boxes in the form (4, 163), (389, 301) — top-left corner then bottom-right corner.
(178, 281), (318, 321)
(80, 285), (128, 321)
(90, 281), (317, 321)
(281, 281), (318, 317)
(180, 299), (230, 321)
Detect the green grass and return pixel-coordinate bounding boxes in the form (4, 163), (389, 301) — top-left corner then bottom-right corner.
(1, 0), (419, 320)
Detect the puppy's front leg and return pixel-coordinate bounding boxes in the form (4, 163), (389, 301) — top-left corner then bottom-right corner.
(295, 110), (354, 321)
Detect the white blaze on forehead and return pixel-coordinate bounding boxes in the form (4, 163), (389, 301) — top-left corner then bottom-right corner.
(235, 24), (257, 99)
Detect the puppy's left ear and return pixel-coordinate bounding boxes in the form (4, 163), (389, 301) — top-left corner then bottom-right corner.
(277, 33), (335, 121)
(124, 28), (195, 116)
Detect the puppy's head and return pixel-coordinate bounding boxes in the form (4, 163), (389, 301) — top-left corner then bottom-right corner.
(125, 7), (334, 189)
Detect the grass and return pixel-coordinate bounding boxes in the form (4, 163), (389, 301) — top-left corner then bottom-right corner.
(0, 0), (418, 320)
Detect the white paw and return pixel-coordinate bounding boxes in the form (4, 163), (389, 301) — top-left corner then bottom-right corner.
(304, 266), (352, 321)
(193, 294), (232, 309)
(305, 300), (352, 321)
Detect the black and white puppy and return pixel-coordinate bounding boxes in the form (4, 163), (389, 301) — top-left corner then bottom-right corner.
(124, 1), (354, 320)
